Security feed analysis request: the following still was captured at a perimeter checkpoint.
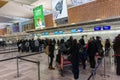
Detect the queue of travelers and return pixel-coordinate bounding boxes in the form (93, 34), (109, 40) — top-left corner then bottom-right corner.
(56, 36), (111, 80)
(17, 38), (55, 53)
(17, 35), (114, 80)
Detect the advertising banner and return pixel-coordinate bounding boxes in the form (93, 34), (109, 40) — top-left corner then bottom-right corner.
(33, 5), (45, 29)
(12, 23), (19, 33)
(52, 0), (68, 20)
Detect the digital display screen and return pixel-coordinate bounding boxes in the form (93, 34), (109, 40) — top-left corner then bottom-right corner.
(59, 31), (64, 34)
(103, 26), (111, 30)
(71, 29), (77, 33)
(54, 31), (59, 35)
(41, 32), (45, 36)
(42, 32), (49, 36)
(45, 32), (49, 35)
(34, 34), (38, 36)
(94, 26), (101, 31)
(77, 28), (83, 32)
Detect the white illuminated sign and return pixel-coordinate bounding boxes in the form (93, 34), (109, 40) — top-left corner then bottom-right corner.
(71, 0), (95, 6)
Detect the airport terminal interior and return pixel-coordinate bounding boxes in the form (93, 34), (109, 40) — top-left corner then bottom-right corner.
(0, 0), (120, 80)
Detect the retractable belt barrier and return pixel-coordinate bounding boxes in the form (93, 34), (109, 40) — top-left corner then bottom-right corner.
(0, 52), (41, 80)
(87, 50), (109, 80)
(0, 48), (17, 51)
(0, 52), (40, 62)
(0, 50), (18, 54)
(87, 56), (103, 80)
(17, 56), (41, 80)
(113, 54), (120, 57)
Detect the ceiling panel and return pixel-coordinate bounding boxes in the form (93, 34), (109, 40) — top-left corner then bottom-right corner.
(31, 0), (52, 10)
(0, 1), (33, 18)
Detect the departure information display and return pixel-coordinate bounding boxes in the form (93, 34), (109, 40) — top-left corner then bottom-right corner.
(59, 31), (64, 34)
(54, 31), (59, 35)
(54, 31), (64, 35)
(103, 26), (111, 30)
(71, 29), (77, 33)
(77, 28), (83, 32)
(42, 32), (49, 36)
(94, 26), (101, 31)
(94, 26), (111, 31)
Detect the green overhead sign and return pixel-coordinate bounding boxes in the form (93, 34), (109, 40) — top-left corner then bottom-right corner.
(33, 5), (45, 29)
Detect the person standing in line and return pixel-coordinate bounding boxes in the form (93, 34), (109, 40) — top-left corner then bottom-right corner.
(31, 39), (35, 52)
(105, 39), (111, 56)
(79, 36), (85, 47)
(95, 36), (103, 57)
(113, 34), (120, 75)
(57, 40), (60, 47)
(80, 47), (87, 70)
(34, 39), (39, 52)
(48, 39), (55, 70)
(17, 40), (21, 52)
(70, 39), (80, 80)
(25, 40), (30, 53)
(53, 39), (56, 45)
(68, 36), (73, 47)
(87, 38), (98, 69)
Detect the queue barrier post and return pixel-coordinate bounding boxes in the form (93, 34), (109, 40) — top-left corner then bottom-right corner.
(16, 56), (19, 77)
(38, 61), (40, 80)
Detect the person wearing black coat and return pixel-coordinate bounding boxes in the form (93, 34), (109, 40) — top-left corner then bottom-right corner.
(105, 39), (111, 56)
(70, 39), (80, 80)
(79, 36), (85, 46)
(113, 34), (120, 75)
(48, 39), (55, 70)
(87, 38), (98, 69)
(95, 36), (103, 57)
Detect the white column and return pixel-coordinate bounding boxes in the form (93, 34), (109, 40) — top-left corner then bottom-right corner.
(19, 22), (23, 32)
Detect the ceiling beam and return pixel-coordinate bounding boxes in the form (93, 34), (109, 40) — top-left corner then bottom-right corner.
(0, 0), (8, 8)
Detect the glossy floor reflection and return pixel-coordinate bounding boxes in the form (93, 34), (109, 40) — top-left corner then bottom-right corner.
(0, 49), (120, 80)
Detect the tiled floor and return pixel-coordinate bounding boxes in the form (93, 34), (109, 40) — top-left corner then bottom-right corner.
(0, 48), (120, 80)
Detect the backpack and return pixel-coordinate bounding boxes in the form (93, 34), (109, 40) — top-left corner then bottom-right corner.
(81, 51), (87, 60)
(45, 46), (50, 55)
